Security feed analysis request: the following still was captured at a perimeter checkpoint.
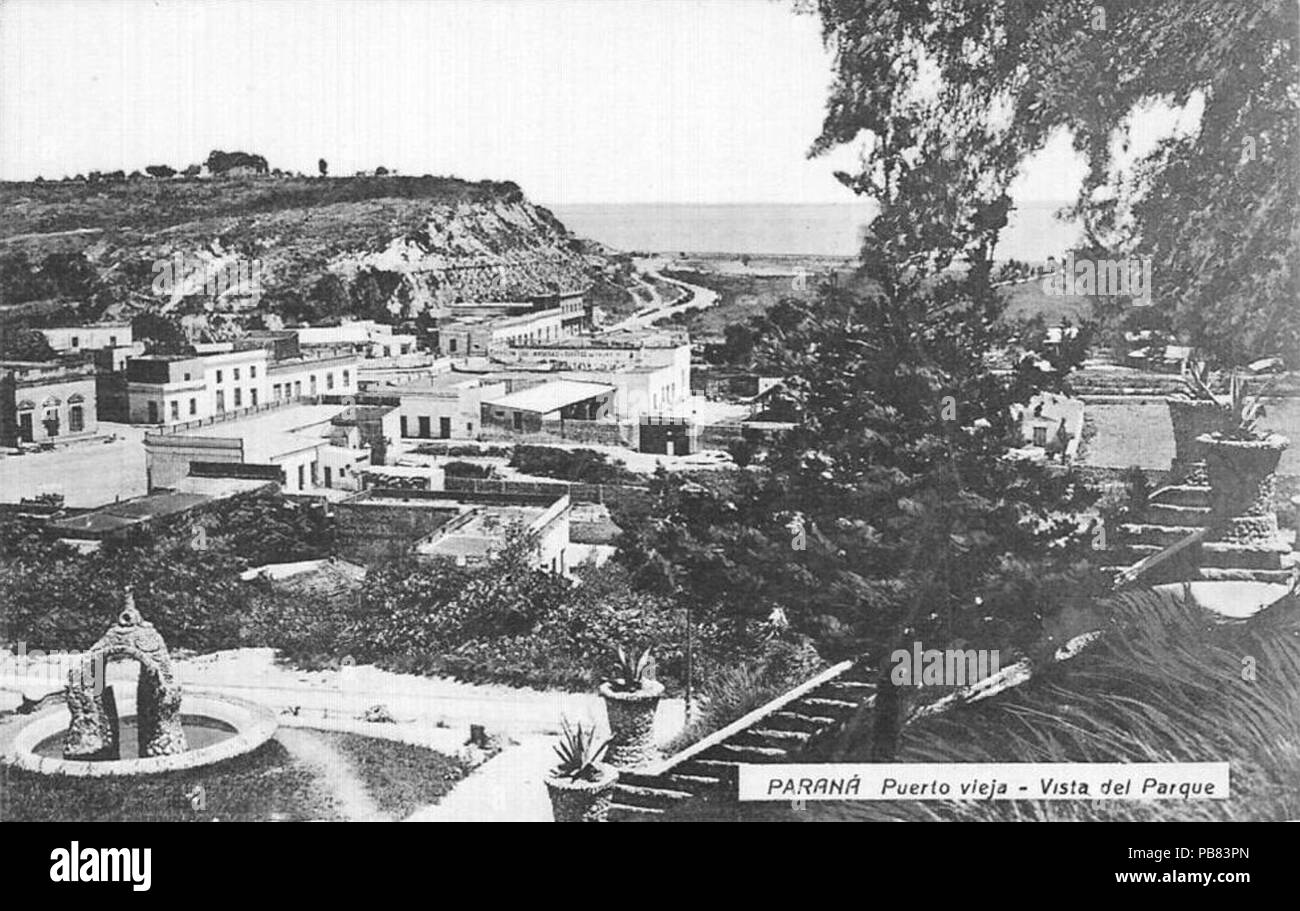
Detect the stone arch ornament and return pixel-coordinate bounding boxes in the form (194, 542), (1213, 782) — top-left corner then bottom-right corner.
(63, 591), (188, 760)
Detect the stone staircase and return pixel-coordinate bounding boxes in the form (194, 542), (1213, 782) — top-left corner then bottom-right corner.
(1108, 483), (1297, 584)
(1071, 368), (1186, 400)
(607, 660), (875, 821)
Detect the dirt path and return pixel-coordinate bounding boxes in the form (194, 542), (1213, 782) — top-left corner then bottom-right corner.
(275, 728), (387, 821)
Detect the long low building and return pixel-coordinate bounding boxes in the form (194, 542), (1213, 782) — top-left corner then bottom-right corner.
(144, 402), (376, 494)
(46, 476), (276, 550)
(335, 487), (571, 571)
(481, 379), (615, 433)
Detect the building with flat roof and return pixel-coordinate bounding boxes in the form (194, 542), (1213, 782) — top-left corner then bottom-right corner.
(39, 323), (133, 355)
(480, 379), (615, 434)
(267, 349), (359, 402)
(144, 402), (373, 494)
(0, 360), (98, 447)
(369, 372), (506, 440)
(335, 488), (571, 571)
(45, 477), (275, 550)
(497, 329), (691, 412)
(296, 320), (419, 359)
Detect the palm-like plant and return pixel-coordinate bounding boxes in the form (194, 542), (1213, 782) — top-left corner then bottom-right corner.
(1182, 360), (1279, 440)
(551, 718), (609, 781)
(608, 645), (654, 692)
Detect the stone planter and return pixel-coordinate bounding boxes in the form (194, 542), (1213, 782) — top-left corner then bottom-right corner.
(1167, 398), (1230, 484)
(1199, 432), (1289, 544)
(545, 764), (618, 822)
(600, 680), (664, 768)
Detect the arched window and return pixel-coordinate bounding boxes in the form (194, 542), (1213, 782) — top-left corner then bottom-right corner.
(68, 393), (86, 405)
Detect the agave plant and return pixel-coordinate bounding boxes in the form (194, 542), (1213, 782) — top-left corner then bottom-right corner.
(608, 645), (654, 692)
(551, 718), (610, 781)
(1182, 360), (1278, 439)
(1180, 359), (1219, 402)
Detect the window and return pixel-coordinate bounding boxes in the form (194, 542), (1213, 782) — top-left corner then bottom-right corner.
(342, 370), (350, 387)
(170, 401), (180, 421)
(449, 338), (458, 353)
(71, 336), (79, 348)
(1032, 426), (1047, 447)
(216, 391), (225, 412)
(233, 368), (241, 381)
(69, 405), (84, 432)
(189, 398), (197, 415)
(147, 401), (159, 423)
(297, 465), (305, 490)
(216, 370), (223, 383)
(400, 416), (408, 437)
(234, 388), (242, 407)
(294, 381), (302, 397)
(250, 389), (258, 406)
(309, 375), (317, 395)
(109, 336), (117, 347)
(326, 372), (335, 391)
(273, 384), (281, 400)
(250, 365), (257, 378)
(183, 372), (192, 381)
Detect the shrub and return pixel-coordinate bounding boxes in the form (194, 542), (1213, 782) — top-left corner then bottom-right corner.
(442, 460), (496, 479)
(509, 445), (636, 485)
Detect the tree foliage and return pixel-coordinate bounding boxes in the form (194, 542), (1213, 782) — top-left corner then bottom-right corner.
(813, 0), (1298, 365)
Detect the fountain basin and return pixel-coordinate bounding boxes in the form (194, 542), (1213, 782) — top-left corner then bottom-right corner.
(0, 692), (277, 777)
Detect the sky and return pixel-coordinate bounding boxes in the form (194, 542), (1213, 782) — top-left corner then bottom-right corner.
(0, 0), (1094, 204)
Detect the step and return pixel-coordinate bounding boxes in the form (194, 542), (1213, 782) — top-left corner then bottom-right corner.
(1192, 567), (1297, 584)
(676, 759), (738, 781)
(1146, 503), (1212, 527)
(764, 710), (838, 734)
(734, 727), (814, 749)
(607, 803), (665, 822)
(796, 696), (861, 712)
(1149, 485), (1211, 508)
(700, 743), (790, 764)
(611, 783), (693, 809)
(1200, 542), (1291, 571)
(617, 771), (720, 795)
(1120, 523), (1198, 547)
(819, 680), (877, 700)
(661, 773), (727, 795)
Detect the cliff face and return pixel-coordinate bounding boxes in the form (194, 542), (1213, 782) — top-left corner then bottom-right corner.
(333, 199), (594, 315)
(0, 175), (610, 337)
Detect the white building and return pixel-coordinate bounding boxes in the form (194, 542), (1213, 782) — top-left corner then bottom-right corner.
(40, 323), (133, 354)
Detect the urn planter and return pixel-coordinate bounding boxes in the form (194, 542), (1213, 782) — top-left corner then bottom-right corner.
(600, 680), (664, 768)
(545, 764), (618, 822)
(1167, 398), (1231, 484)
(1198, 432), (1289, 544)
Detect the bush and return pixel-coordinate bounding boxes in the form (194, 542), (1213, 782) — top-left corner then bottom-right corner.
(663, 636), (826, 754)
(509, 445), (636, 485)
(442, 460), (496, 479)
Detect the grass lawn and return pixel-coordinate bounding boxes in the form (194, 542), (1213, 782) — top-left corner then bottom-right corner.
(1000, 278), (1095, 325)
(0, 731), (471, 822)
(326, 731), (472, 820)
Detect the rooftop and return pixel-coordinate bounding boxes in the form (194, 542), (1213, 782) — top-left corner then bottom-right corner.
(170, 403), (347, 461)
(47, 479), (272, 538)
(482, 379), (614, 414)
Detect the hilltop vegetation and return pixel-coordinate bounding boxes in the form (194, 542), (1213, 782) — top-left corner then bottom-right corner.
(0, 167), (619, 344)
(0, 172), (526, 238)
